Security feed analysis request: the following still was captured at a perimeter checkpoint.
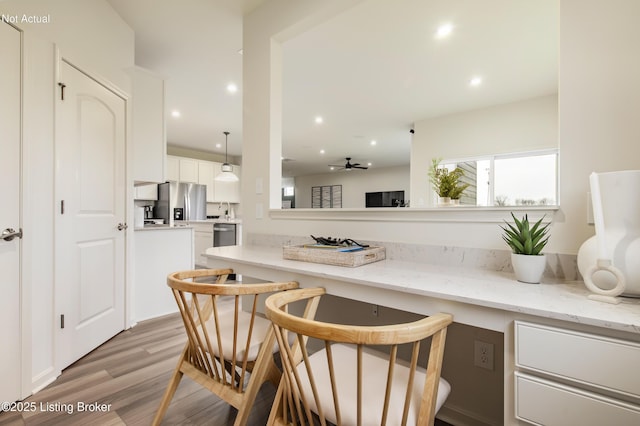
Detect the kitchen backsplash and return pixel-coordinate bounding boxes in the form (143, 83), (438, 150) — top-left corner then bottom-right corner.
(245, 232), (581, 281)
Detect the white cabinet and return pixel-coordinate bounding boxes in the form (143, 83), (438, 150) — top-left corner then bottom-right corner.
(514, 321), (640, 425)
(166, 155), (198, 183)
(131, 67), (165, 184)
(191, 222), (214, 266)
(134, 227), (194, 322)
(167, 155), (179, 181)
(179, 157), (199, 183)
(197, 160), (216, 202)
(134, 183), (158, 200)
(166, 155), (240, 203)
(214, 165), (241, 203)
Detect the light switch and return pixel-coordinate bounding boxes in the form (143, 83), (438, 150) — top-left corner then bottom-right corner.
(256, 203), (263, 219)
(256, 177), (263, 194)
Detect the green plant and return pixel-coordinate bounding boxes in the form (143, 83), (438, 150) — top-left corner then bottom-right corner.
(428, 158), (469, 199)
(501, 213), (550, 255)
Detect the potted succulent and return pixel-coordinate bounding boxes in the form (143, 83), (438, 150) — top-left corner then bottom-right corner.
(501, 213), (550, 283)
(428, 158), (469, 205)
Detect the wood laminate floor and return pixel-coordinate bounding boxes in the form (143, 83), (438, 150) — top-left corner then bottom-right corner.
(1, 309), (453, 426)
(0, 310), (275, 426)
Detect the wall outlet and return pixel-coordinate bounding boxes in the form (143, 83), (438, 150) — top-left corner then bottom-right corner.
(474, 340), (494, 371)
(371, 304), (379, 317)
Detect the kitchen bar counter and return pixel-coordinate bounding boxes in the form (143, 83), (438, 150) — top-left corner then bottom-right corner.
(204, 245), (640, 334)
(205, 244), (640, 425)
(134, 224), (192, 231)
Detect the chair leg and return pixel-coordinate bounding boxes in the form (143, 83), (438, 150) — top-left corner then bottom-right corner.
(152, 348), (187, 426)
(233, 331), (280, 426)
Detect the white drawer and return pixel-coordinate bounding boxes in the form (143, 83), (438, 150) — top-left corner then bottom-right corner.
(515, 372), (640, 426)
(515, 321), (640, 399)
(190, 222), (214, 233)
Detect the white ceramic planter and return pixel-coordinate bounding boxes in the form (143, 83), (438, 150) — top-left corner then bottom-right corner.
(437, 196), (451, 206)
(511, 253), (546, 284)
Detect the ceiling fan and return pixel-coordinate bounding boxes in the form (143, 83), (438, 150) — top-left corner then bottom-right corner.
(329, 157), (369, 171)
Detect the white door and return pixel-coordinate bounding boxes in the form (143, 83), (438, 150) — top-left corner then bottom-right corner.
(0, 21), (23, 403)
(55, 60), (126, 369)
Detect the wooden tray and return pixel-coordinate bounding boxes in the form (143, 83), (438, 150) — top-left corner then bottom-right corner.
(283, 245), (385, 267)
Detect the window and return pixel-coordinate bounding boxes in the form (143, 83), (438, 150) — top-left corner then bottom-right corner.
(441, 149), (558, 206)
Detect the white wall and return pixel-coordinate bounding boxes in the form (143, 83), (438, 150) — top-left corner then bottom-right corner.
(244, 0), (640, 255)
(0, 0), (134, 393)
(295, 165), (408, 208)
(556, 0), (640, 254)
(411, 95), (558, 207)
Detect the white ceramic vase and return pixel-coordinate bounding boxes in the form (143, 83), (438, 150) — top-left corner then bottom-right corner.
(577, 170), (640, 298)
(511, 253), (546, 284)
(438, 196), (451, 206)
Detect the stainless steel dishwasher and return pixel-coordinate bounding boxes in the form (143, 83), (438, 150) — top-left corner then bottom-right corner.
(213, 223), (237, 247)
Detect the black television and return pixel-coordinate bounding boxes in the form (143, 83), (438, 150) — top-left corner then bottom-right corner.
(365, 190), (405, 207)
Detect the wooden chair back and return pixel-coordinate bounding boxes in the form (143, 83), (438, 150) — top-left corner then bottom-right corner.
(265, 287), (453, 426)
(153, 268), (299, 426)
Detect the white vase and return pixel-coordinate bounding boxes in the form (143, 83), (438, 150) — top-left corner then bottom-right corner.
(577, 234), (640, 297)
(511, 253), (546, 284)
(577, 170), (640, 298)
(438, 196), (451, 206)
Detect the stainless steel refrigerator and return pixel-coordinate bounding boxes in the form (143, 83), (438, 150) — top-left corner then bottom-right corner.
(155, 182), (206, 225)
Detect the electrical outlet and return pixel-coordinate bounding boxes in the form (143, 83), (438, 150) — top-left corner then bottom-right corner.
(371, 304), (379, 317)
(474, 340), (494, 371)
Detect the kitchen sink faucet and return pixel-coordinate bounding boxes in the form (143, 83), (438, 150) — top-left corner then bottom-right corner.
(219, 201), (230, 220)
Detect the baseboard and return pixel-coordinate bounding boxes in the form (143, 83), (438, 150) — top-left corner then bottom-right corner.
(437, 403), (502, 426)
(31, 366), (59, 394)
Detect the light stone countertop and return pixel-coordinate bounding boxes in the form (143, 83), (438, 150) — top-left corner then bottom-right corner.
(134, 224), (193, 231)
(205, 245), (640, 335)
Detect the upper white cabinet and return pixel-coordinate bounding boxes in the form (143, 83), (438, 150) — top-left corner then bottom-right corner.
(134, 183), (158, 200)
(131, 67), (165, 184)
(167, 155), (179, 181)
(179, 157), (199, 183)
(167, 155), (240, 203)
(167, 155), (199, 183)
(197, 160), (216, 201)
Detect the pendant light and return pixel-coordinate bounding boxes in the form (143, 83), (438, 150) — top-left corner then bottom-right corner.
(215, 131), (239, 182)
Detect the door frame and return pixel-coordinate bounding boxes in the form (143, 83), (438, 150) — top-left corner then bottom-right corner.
(53, 50), (134, 372)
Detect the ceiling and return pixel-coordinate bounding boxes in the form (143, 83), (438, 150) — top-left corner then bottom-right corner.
(108, 0), (558, 177)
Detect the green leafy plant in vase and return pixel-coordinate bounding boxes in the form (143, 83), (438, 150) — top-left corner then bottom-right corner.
(501, 213), (550, 283)
(428, 158), (469, 205)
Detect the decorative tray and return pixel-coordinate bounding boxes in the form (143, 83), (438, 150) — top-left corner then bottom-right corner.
(283, 243), (385, 267)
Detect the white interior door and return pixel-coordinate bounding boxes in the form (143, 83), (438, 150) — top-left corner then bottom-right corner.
(0, 21), (22, 404)
(55, 60), (126, 369)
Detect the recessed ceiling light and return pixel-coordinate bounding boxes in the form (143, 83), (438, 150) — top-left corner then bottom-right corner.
(237, 48), (243, 55)
(216, 143), (222, 149)
(469, 76), (483, 87)
(370, 140), (377, 146)
(171, 110), (181, 118)
(320, 149), (325, 154)
(435, 23), (454, 39)
(330, 166), (335, 171)
(227, 83), (238, 93)
(367, 162), (372, 166)
(315, 116), (324, 124)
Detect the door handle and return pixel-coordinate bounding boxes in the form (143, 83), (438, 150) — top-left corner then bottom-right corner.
(1, 228), (23, 241)
(117, 223), (128, 231)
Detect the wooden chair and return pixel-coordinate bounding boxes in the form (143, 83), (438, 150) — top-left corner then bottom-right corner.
(264, 287), (453, 426)
(152, 268), (299, 426)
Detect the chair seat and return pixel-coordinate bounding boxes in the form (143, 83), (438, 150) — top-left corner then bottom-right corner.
(296, 343), (451, 425)
(198, 310), (276, 362)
